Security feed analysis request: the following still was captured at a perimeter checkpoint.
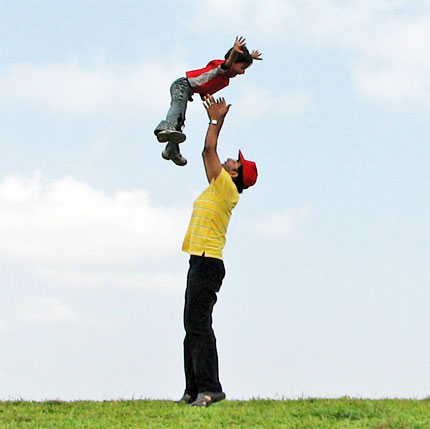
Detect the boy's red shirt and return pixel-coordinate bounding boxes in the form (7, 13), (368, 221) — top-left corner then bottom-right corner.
(186, 60), (230, 98)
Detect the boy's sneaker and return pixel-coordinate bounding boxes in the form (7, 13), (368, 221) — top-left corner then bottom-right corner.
(156, 129), (186, 144)
(162, 142), (187, 166)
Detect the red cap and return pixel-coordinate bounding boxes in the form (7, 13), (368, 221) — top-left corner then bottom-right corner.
(238, 150), (258, 189)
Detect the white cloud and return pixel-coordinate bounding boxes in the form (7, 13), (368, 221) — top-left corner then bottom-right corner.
(1, 295), (122, 330)
(18, 297), (76, 325)
(352, 16), (430, 102)
(188, 0), (430, 104)
(0, 317), (7, 331)
(244, 207), (311, 241)
(35, 268), (185, 292)
(235, 85), (315, 118)
(0, 173), (189, 290)
(9, 2), (429, 112)
(0, 58), (187, 113)
(15, 297), (122, 329)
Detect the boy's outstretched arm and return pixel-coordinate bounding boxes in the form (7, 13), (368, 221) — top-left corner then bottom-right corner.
(202, 95), (231, 183)
(223, 36), (246, 70)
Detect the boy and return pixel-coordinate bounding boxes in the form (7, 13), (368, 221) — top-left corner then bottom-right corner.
(154, 36), (262, 166)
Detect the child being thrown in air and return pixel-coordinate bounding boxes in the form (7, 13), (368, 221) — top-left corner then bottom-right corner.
(154, 36), (262, 166)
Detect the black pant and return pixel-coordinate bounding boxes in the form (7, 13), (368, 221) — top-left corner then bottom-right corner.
(183, 255), (226, 395)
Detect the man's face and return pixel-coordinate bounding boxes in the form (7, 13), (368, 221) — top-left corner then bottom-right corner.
(223, 158), (241, 177)
(227, 62), (249, 78)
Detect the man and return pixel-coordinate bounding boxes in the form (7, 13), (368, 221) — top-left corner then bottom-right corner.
(178, 95), (258, 407)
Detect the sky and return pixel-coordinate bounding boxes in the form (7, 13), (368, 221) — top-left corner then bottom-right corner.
(0, 0), (429, 401)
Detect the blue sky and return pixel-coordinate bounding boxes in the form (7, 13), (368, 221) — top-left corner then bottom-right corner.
(0, 0), (429, 400)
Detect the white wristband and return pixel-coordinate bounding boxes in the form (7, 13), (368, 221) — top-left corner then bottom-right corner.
(209, 119), (218, 125)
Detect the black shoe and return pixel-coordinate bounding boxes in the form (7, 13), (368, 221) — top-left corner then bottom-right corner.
(191, 392), (226, 407)
(175, 393), (196, 404)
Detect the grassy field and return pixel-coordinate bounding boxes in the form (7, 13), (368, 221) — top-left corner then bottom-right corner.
(0, 398), (429, 428)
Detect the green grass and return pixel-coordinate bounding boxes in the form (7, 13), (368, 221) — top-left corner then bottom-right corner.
(0, 398), (429, 428)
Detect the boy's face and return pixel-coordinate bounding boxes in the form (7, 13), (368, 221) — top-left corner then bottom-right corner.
(227, 62), (250, 78)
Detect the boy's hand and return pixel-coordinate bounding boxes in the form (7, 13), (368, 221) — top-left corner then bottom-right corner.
(251, 49), (263, 60)
(203, 95), (231, 121)
(224, 36), (246, 70)
(233, 35), (246, 54)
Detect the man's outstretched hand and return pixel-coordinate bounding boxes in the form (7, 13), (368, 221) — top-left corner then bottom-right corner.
(202, 95), (230, 182)
(203, 95), (231, 122)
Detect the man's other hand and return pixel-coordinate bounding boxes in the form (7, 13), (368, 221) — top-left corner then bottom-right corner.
(203, 95), (231, 122)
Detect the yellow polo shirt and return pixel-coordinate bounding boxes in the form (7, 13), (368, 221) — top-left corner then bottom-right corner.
(182, 168), (239, 260)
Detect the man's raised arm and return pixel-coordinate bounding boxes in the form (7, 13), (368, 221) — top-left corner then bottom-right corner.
(201, 95), (231, 183)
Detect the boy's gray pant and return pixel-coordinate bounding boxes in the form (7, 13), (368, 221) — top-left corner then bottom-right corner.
(155, 77), (193, 134)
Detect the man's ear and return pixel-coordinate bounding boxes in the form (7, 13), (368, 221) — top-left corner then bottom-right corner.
(229, 170), (239, 179)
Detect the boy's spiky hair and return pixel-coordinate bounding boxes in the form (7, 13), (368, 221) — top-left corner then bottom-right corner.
(224, 45), (253, 66)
